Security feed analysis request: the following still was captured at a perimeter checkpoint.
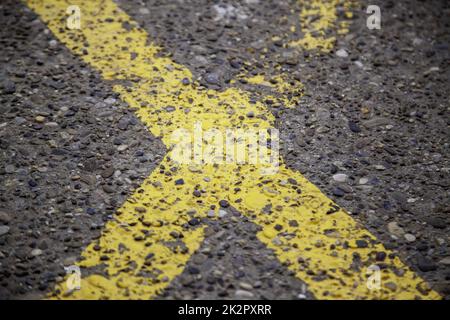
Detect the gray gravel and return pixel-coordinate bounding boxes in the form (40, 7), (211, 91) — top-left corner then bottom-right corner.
(0, 0), (449, 299)
(0, 1), (165, 298)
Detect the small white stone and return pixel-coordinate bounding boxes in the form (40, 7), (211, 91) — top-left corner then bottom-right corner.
(218, 210), (228, 218)
(358, 177), (369, 185)
(139, 7), (150, 15)
(239, 282), (253, 290)
(234, 290), (254, 299)
(332, 173), (348, 183)
(117, 145), (128, 152)
(404, 233), (416, 242)
(336, 49), (349, 58)
(31, 249), (43, 256)
(438, 257), (450, 266)
(424, 66), (440, 75)
(45, 122), (59, 127)
(354, 61), (363, 68)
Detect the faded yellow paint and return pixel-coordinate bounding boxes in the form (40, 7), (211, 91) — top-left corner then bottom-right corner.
(245, 74), (270, 86)
(26, 0), (441, 300)
(233, 73), (304, 108)
(290, 0), (354, 51)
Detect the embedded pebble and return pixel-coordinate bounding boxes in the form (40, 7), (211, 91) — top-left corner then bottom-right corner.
(234, 289), (255, 299)
(336, 49), (349, 58)
(387, 222), (405, 237)
(404, 234), (416, 242)
(0, 226), (10, 237)
(332, 173), (348, 183)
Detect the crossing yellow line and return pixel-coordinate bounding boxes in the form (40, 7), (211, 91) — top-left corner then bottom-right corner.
(26, 0), (440, 300)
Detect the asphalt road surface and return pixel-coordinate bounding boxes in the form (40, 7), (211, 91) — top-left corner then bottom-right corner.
(0, 0), (449, 300)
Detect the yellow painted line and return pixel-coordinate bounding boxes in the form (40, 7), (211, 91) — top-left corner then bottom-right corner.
(26, 0), (440, 300)
(233, 73), (305, 108)
(290, 0), (354, 51)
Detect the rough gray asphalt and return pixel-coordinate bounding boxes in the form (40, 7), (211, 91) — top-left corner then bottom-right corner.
(0, 0), (449, 299)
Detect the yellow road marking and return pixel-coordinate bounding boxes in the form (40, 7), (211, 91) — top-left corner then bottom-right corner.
(290, 0), (354, 51)
(232, 73), (305, 108)
(26, 0), (440, 300)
